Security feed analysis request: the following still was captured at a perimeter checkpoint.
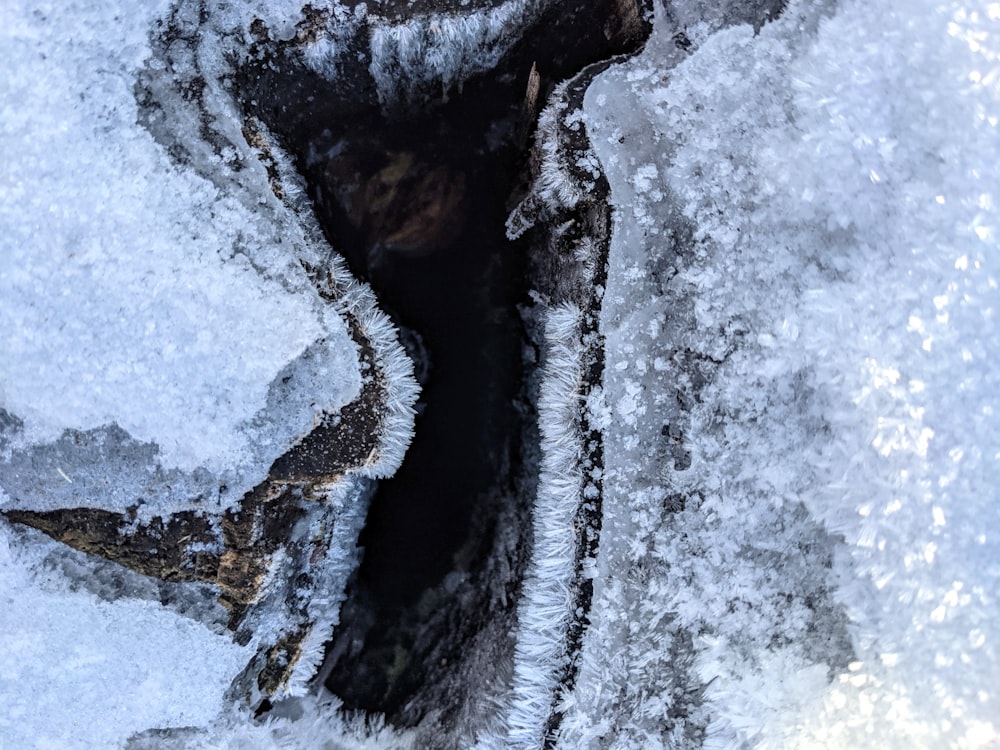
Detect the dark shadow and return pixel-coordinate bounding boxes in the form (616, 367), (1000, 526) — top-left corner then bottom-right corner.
(237, 0), (652, 722)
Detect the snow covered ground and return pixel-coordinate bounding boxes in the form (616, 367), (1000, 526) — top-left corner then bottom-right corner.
(1, 0), (997, 747)
(0, 526), (252, 749)
(0, 0), (365, 516)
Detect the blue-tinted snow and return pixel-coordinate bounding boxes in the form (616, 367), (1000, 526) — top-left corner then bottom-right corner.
(558, 0), (1000, 747)
(0, 523), (252, 749)
(0, 0), (364, 515)
(2, 0), (998, 746)
(0, 0), (404, 746)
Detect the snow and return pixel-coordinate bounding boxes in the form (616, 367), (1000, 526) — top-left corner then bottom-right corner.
(0, 522), (251, 750)
(506, 84), (592, 239)
(0, 0), (363, 514)
(547, 0), (1000, 747)
(146, 695), (417, 750)
(500, 304), (585, 749)
(2, 0), (998, 746)
(0, 0), (416, 745)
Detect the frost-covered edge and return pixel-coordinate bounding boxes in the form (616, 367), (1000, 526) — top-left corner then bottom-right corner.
(229, 126), (420, 699)
(481, 56), (618, 748)
(497, 303), (584, 749)
(368, 0), (540, 110)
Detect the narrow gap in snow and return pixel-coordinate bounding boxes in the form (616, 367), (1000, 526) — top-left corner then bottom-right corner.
(237, 0), (652, 726)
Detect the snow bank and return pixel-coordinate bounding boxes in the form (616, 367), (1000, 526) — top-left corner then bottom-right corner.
(0, 0), (417, 745)
(555, 0), (1000, 747)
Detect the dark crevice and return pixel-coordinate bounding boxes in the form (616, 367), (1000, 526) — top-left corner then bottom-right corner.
(237, 0), (652, 727)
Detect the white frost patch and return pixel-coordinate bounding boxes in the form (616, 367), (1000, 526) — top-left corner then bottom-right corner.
(0, 1), (361, 491)
(178, 694), (417, 750)
(368, 0), (536, 108)
(0, 521), (251, 749)
(559, 0), (1000, 748)
(496, 304), (585, 750)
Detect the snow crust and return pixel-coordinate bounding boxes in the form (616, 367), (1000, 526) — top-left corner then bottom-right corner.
(137, 695), (417, 750)
(556, 0), (1000, 747)
(0, 0), (362, 512)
